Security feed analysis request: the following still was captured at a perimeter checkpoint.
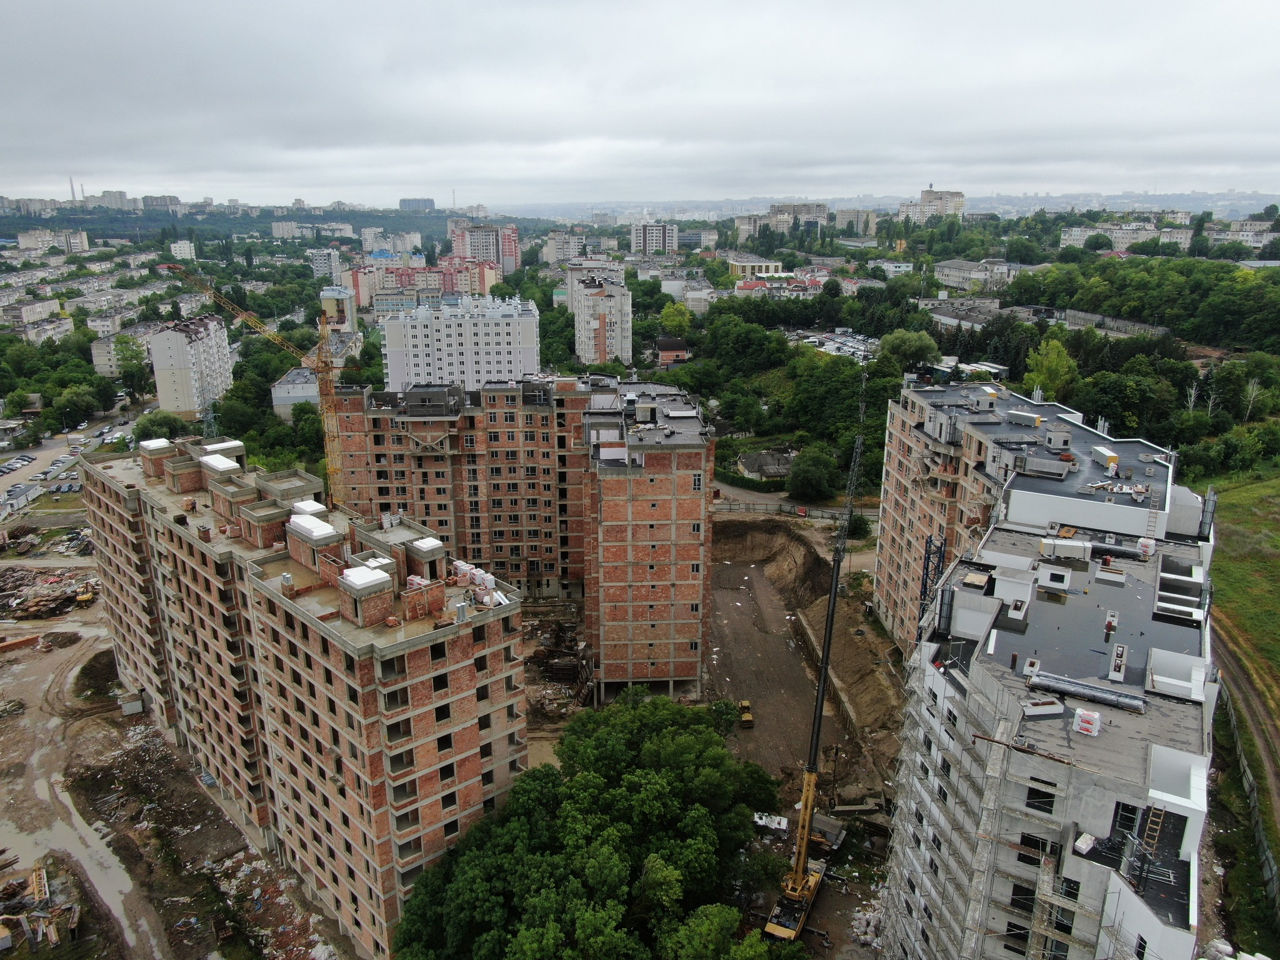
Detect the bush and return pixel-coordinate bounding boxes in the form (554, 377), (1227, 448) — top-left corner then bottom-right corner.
(713, 467), (786, 493)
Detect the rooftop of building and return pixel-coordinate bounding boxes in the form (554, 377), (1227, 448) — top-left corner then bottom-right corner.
(925, 522), (1210, 777)
(907, 381), (1177, 509)
(83, 439), (519, 656)
(923, 520), (1211, 927)
(584, 381), (712, 458)
(724, 252), (783, 263)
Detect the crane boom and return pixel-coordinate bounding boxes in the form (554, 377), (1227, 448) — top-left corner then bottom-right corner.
(158, 264), (346, 508)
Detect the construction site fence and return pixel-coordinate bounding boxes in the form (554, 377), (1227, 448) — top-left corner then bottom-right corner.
(711, 500), (876, 521)
(1217, 681), (1280, 928)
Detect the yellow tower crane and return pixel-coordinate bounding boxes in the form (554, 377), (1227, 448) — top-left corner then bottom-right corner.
(159, 265), (345, 509)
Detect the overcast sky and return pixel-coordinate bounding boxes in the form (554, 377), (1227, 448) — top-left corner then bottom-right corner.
(4, 0), (1279, 208)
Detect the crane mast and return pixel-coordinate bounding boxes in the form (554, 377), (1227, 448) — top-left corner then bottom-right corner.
(159, 265), (346, 509)
(766, 410), (864, 940)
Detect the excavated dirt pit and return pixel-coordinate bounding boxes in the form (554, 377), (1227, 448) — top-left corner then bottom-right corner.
(710, 517), (904, 805)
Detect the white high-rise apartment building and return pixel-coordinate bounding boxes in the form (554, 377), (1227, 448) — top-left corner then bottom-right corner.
(308, 248), (342, 281)
(878, 381), (1217, 960)
(570, 275), (632, 365)
(630, 222), (678, 255)
(169, 240), (195, 260)
(150, 316), (233, 418)
(380, 296), (540, 391)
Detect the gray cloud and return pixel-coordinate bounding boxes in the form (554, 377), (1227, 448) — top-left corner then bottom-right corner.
(4, 0), (1279, 206)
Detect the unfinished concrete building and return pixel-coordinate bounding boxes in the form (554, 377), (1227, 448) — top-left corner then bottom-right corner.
(330, 375), (714, 700)
(82, 437), (526, 959)
(879, 384), (1217, 960)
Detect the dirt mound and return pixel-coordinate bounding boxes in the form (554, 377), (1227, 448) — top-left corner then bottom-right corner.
(713, 518), (831, 609)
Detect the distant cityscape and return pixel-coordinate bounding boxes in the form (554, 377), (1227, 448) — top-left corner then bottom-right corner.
(4, 185), (1280, 223)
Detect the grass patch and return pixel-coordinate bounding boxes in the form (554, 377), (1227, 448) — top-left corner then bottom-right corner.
(1202, 474), (1280, 671)
(1212, 707), (1280, 955)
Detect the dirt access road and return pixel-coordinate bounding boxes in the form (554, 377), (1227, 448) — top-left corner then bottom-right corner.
(0, 626), (171, 958)
(708, 517), (897, 959)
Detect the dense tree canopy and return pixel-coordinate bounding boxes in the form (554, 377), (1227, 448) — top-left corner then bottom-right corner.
(394, 694), (798, 960)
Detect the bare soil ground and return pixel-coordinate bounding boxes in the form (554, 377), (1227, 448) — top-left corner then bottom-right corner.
(710, 517), (900, 956)
(0, 581), (350, 960)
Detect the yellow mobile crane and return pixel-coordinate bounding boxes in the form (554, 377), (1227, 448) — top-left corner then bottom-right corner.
(159, 265), (345, 508)
(765, 427), (863, 942)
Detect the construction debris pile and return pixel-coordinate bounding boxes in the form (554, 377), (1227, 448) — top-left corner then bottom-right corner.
(51, 527), (95, 557)
(68, 720), (344, 960)
(0, 856), (88, 953)
(214, 850), (338, 959)
(846, 897), (884, 948)
(0, 566), (99, 620)
(524, 617), (593, 718)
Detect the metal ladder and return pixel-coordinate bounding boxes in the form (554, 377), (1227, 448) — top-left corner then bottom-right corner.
(1141, 806), (1165, 854)
(1144, 485), (1162, 540)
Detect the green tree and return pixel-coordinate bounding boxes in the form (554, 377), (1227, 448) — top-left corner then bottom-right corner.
(1022, 338), (1078, 401)
(53, 385), (98, 428)
(1083, 233), (1113, 252)
(786, 444), (841, 502)
(658, 302), (693, 339)
(394, 694), (781, 960)
(133, 410), (188, 440)
(877, 328), (941, 371)
(4, 389), (29, 418)
(115, 335), (153, 399)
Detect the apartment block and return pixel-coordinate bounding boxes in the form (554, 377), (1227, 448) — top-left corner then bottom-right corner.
(329, 376), (714, 699)
(169, 240), (196, 260)
(873, 382), (1201, 651)
(81, 438), (527, 959)
(898, 189), (966, 222)
(835, 209), (881, 234)
(1059, 225), (1194, 252)
(630, 222), (678, 255)
(449, 224), (519, 276)
(570, 274), (632, 365)
(399, 198), (435, 211)
(320, 285), (359, 334)
(768, 202), (828, 228)
(309, 248), (343, 282)
(541, 230), (584, 262)
(381, 296), (540, 392)
(150, 315), (233, 419)
(879, 385), (1216, 960)
(677, 229), (717, 250)
(91, 320), (165, 377)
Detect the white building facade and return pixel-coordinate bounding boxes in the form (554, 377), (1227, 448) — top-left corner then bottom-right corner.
(569, 275), (632, 365)
(879, 383), (1216, 960)
(308, 248), (342, 281)
(380, 296), (540, 392)
(150, 316), (233, 418)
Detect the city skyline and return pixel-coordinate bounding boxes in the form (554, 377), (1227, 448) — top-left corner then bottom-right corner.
(4, 1), (1279, 208)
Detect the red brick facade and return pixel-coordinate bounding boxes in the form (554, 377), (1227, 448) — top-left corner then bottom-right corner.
(83, 438), (526, 959)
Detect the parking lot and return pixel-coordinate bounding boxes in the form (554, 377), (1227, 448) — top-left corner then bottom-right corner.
(2, 407), (137, 516)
